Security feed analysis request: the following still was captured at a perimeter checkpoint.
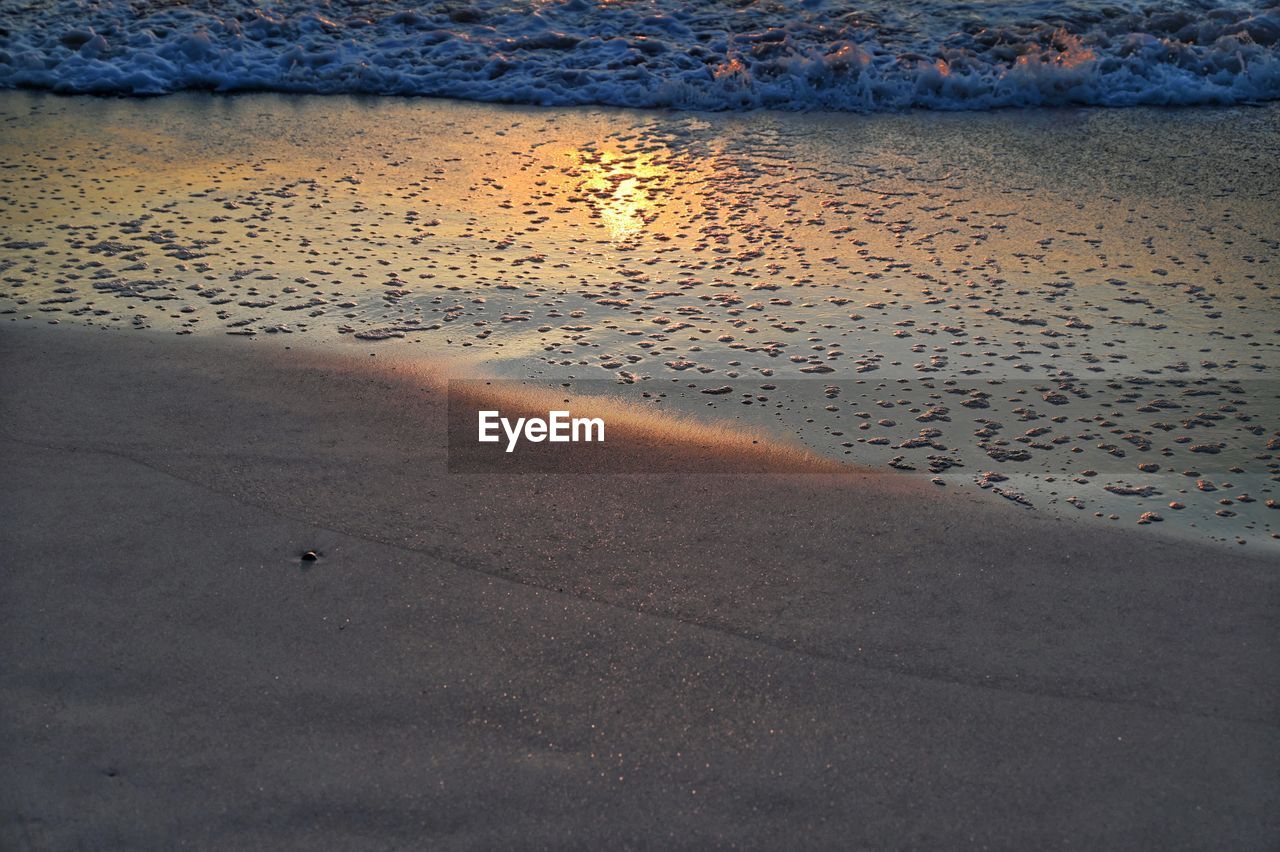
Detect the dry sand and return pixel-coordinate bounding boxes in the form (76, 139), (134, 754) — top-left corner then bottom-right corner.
(1, 322), (1276, 848)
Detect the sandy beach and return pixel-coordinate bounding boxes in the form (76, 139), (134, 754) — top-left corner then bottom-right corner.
(0, 45), (1278, 842)
(3, 91), (1278, 546)
(1, 322), (1277, 848)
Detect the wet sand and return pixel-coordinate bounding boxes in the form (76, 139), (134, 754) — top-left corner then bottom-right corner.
(1, 323), (1277, 848)
(2, 92), (1278, 546)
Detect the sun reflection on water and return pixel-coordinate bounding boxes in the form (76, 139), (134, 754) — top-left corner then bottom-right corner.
(568, 146), (673, 242)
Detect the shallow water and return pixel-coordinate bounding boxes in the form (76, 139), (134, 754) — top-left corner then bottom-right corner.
(1, 91), (1277, 547)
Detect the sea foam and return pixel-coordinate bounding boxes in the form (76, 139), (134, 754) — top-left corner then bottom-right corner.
(1, 0), (1277, 110)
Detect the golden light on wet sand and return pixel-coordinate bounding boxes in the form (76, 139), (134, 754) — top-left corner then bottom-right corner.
(568, 146), (673, 242)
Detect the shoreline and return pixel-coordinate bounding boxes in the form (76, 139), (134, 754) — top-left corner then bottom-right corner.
(3, 90), (1276, 547)
(10, 84), (1280, 113)
(9, 313), (1278, 551)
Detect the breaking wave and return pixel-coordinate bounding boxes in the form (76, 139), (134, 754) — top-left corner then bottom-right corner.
(1, 0), (1277, 110)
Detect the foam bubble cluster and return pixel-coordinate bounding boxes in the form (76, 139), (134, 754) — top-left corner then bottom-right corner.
(1, 0), (1277, 110)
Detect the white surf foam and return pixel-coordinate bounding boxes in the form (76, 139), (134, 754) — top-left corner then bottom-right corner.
(1, 0), (1277, 110)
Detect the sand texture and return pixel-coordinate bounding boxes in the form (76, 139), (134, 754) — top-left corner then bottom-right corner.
(1, 324), (1276, 849)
